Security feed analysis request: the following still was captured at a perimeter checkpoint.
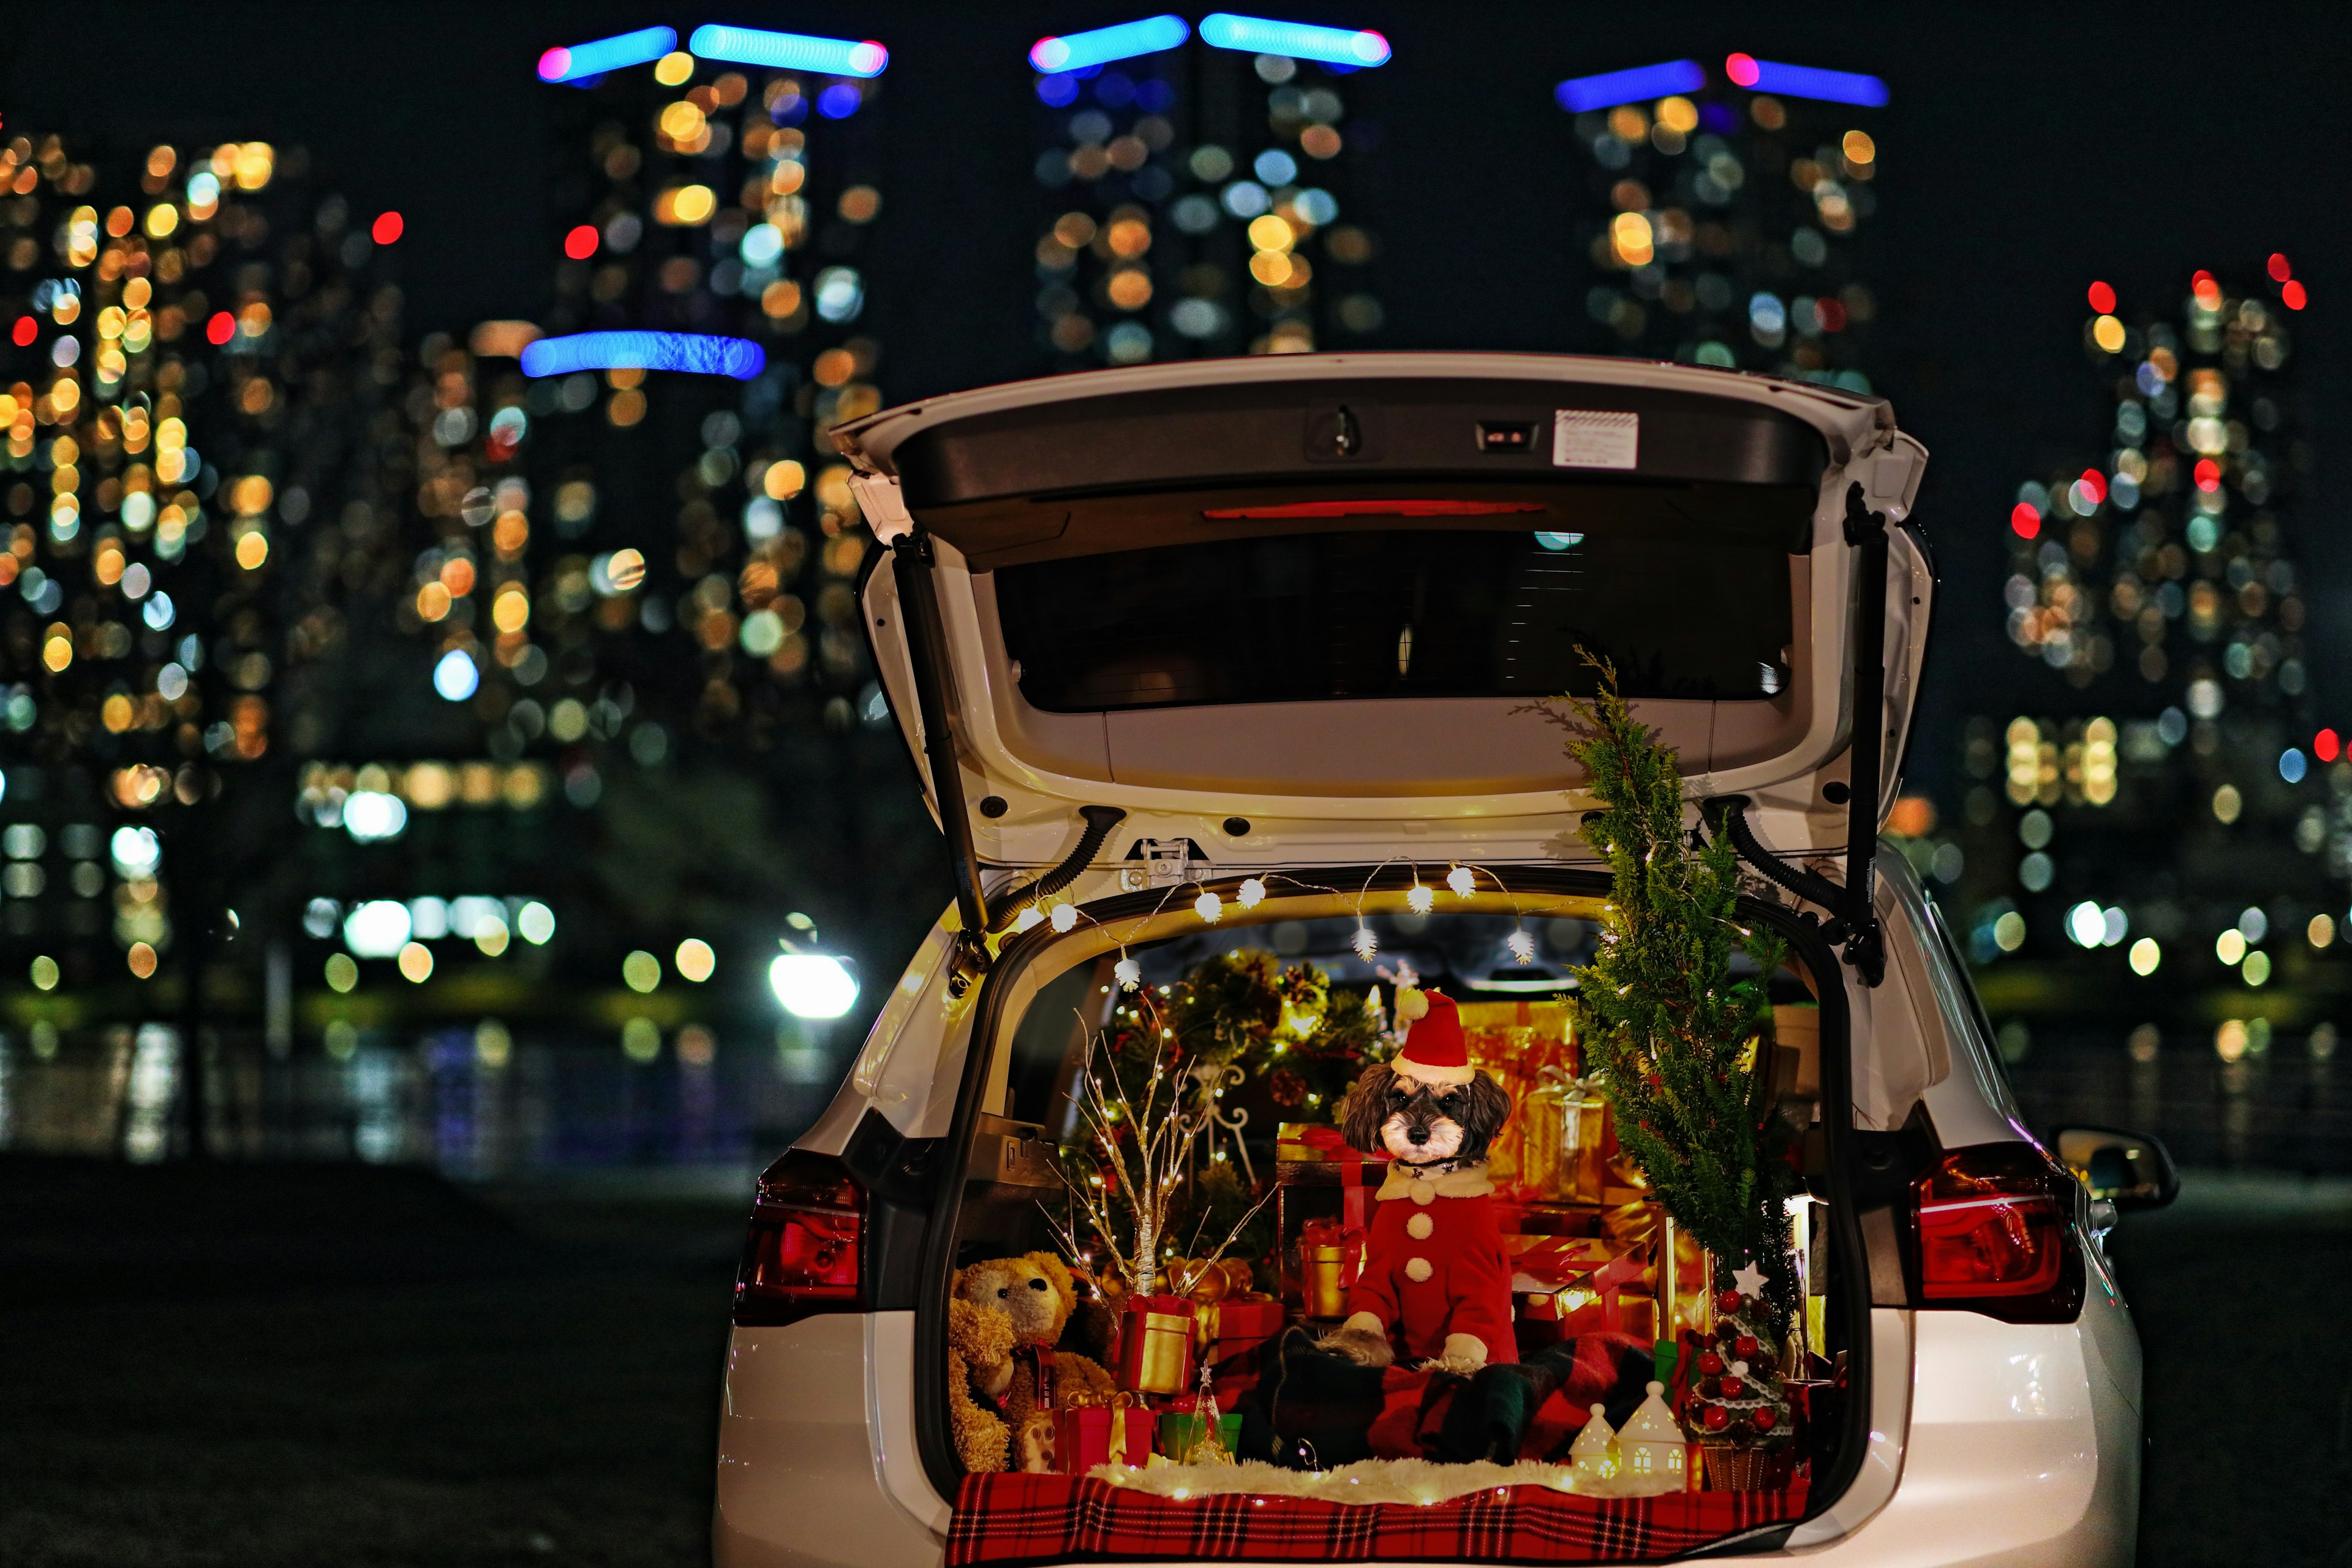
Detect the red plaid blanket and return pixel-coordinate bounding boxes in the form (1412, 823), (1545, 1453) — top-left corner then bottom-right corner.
(948, 1474), (1808, 1566)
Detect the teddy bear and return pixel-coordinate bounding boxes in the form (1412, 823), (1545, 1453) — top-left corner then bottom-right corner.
(946, 1292), (1018, 1475)
(949, 1251), (1117, 1472)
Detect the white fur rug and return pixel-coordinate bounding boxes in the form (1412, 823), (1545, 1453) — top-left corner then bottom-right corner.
(1089, 1458), (1646, 1506)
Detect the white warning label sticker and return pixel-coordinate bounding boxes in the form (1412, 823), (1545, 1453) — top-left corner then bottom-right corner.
(1552, 409), (1640, 469)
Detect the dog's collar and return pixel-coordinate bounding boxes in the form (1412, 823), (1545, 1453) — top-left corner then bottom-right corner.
(1376, 1159), (1494, 1200)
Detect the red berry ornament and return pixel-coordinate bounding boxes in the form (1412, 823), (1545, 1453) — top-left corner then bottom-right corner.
(1752, 1408), (1778, 1433)
(1716, 1289), (1744, 1314)
(1697, 1350), (1725, 1376)
(1735, 1335), (1758, 1358)
(1718, 1376), (1744, 1398)
(1702, 1404), (1730, 1433)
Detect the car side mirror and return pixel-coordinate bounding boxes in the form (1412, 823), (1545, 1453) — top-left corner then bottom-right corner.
(2051, 1125), (2179, 1212)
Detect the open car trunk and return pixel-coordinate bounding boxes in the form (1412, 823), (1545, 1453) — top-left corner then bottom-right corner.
(913, 873), (1866, 1563)
(834, 355), (1928, 1559)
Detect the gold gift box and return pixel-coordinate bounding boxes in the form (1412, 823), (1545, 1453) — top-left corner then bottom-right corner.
(1118, 1307), (1197, 1395)
(1456, 1002), (1575, 1187)
(1302, 1240), (1352, 1319)
(1521, 1084), (1611, 1204)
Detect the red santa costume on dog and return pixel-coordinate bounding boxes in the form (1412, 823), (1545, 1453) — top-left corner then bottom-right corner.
(1338, 992), (1517, 1370)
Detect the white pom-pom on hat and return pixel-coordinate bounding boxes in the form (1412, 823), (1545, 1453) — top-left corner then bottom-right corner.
(1394, 986), (1430, 1025)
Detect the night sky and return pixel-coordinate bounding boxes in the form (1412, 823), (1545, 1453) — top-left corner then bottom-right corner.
(12, 1), (2351, 804)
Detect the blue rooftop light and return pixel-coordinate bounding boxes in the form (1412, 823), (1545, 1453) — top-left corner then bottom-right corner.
(1555, 59), (1706, 114)
(688, 24), (888, 77)
(1198, 13), (1390, 67)
(1724, 53), (1888, 107)
(536, 26), (677, 85)
(1030, 15), (1189, 72)
(519, 331), (766, 380)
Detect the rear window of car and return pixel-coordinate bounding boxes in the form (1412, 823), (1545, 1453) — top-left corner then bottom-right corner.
(986, 482), (1812, 712)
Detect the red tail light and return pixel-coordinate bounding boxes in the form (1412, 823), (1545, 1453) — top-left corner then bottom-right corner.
(734, 1150), (865, 1327)
(1913, 1142), (2084, 1323)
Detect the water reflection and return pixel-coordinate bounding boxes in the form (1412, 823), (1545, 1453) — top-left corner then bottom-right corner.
(2005, 1028), (2351, 1174)
(0, 1022), (848, 1178)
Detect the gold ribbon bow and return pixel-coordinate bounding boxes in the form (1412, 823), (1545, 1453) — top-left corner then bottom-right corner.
(1104, 1406), (1128, 1466)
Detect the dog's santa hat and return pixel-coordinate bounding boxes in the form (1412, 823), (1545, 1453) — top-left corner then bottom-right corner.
(1391, 988), (1474, 1087)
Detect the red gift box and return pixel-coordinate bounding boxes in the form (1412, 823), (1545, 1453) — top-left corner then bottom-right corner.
(1517, 1250), (1650, 1348)
(1054, 1401), (1152, 1472)
(1196, 1295), (1285, 1363)
(1196, 1294), (1286, 1404)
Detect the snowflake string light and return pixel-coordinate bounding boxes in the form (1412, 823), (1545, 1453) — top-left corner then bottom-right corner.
(1237, 876), (1267, 910)
(1114, 955), (1142, 990)
(1014, 906), (1044, 933)
(1194, 890), (1223, 923)
(1506, 929), (1537, 965)
(1406, 881), (1435, 915)
(1447, 865), (1476, 899)
(1352, 924), (1379, 961)
(1049, 903), (1079, 933)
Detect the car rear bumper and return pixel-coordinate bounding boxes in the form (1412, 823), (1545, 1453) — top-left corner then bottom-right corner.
(715, 1314), (943, 1568)
(716, 1304), (2141, 1568)
(1787, 1305), (2141, 1566)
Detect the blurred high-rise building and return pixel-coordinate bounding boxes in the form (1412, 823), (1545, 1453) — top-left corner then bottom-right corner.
(1025, 13), (1390, 369)
(0, 129), (401, 1023)
(278, 27), (932, 1090)
(1951, 263), (2337, 1038)
(1558, 55), (1885, 391)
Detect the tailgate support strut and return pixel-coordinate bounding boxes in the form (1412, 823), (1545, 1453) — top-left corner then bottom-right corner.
(1839, 483), (1889, 986)
(1710, 483), (1888, 986)
(891, 535), (992, 982)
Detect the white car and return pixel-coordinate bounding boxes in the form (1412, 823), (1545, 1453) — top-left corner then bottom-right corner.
(712, 354), (2176, 1567)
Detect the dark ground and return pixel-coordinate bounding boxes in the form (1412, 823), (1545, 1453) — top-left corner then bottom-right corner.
(3, 1157), (2348, 1567)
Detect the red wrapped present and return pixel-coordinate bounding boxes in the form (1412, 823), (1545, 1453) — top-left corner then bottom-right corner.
(1507, 1231), (1616, 1290)
(1194, 1294), (1285, 1363)
(1276, 1123), (1384, 1318)
(1196, 1292), (1287, 1403)
(1053, 1398), (1151, 1472)
(1518, 1250), (1651, 1346)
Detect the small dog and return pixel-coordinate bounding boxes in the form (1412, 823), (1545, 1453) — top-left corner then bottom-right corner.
(1340, 1062), (1513, 1169)
(1317, 989), (1518, 1375)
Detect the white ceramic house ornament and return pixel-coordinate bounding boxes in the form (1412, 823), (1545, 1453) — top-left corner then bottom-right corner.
(1567, 1403), (1618, 1491)
(1615, 1381), (1688, 1496)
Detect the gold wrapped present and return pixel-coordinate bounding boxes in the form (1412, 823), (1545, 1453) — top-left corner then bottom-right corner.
(1520, 1070), (1612, 1204)
(1457, 1001), (1576, 1186)
(1113, 1295), (1197, 1395)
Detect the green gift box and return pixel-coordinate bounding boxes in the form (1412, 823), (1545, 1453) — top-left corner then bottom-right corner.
(1157, 1410), (1242, 1463)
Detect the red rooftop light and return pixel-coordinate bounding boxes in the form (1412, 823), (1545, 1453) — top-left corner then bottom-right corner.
(2283, 280), (2308, 311)
(1724, 51), (1760, 87)
(2076, 468), (2106, 505)
(2193, 458), (2222, 492)
(2010, 502), (2041, 539)
(372, 211), (404, 246)
(205, 311), (235, 346)
(2316, 729), (2342, 764)
(2267, 253), (2293, 282)
(564, 224), (600, 260)
(10, 315), (33, 347)
(2087, 281), (2116, 314)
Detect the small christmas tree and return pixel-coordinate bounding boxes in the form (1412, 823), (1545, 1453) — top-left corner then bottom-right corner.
(1531, 657), (1801, 1333)
(1050, 990), (1272, 1298)
(1681, 1289), (1794, 1452)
